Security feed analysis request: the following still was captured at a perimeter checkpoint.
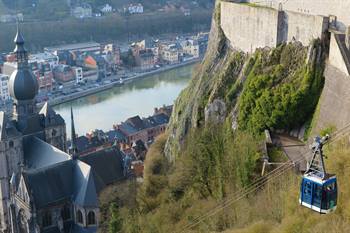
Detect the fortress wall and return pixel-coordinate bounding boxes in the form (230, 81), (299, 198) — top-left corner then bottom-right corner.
(283, 11), (329, 46)
(329, 33), (350, 75)
(221, 2), (280, 53)
(221, 2), (328, 53)
(246, 0), (350, 31)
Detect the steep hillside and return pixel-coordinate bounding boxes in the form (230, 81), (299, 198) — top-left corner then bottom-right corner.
(100, 2), (340, 233)
(165, 2), (326, 160)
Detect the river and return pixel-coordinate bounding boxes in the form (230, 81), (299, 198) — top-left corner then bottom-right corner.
(53, 64), (195, 137)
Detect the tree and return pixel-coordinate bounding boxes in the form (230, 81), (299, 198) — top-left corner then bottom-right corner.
(108, 203), (122, 233)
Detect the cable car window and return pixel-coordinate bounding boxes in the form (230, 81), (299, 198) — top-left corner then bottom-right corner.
(313, 184), (322, 207)
(304, 181), (312, 194)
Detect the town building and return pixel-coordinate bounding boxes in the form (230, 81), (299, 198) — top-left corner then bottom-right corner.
(45, 42), (101, 55)
(160, 44), (179, 64)
(0, 74), (10, 101)
(71, 3), (92, 19)
(29, 52), (59, 70)
(0, 27), (125, 233)
(124, 3), (144, 14)
(135, 49), (155, 71)
(180, 39), (200, 58)
(100, 4), (113, 13)
(53, 64), (75, 83)
(72, 66), (84, 84)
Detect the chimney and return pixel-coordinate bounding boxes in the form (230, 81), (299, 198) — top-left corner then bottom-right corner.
(346, 26), (350, 51)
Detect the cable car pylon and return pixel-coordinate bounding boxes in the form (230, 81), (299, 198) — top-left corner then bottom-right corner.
(299, 135), (337, 214)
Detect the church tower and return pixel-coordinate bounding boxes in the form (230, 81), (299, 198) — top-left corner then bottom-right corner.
(8, 25), (39, 132)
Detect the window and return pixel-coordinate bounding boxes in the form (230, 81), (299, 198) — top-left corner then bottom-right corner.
(87, 211), (96, 225)
(42, 211), (52, 228)
(9, 141), (14, 148)
(76, 210), (83, 224)
(61, 205), (71, 221)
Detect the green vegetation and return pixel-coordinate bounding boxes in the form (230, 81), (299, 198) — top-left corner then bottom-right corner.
(103, 125), (263, 233)
(238, 42), (326, 135)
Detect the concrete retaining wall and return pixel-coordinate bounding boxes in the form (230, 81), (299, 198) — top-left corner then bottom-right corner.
(221, 2), (328, 53)
(246, 0), (350, 32)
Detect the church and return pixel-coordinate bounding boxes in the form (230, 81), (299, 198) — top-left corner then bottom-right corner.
(0, 27), (125, 233)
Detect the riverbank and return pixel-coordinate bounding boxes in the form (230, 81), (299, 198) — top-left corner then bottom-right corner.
(45, 59), (200, 107)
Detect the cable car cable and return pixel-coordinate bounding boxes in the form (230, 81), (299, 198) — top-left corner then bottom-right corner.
(178, 125), (350, 232)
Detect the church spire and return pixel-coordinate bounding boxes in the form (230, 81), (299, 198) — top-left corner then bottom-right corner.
(70, 107), (78, 158)
(14, 22), (28, 67)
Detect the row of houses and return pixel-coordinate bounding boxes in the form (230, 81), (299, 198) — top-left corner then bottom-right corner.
(0, 41), (122, 101)
(74, 105), (172, 158)
(130, 32), (209, 71)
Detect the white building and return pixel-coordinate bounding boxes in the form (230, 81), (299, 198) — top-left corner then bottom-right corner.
(124, 3), (144, 14)
(180, 39), (200, 58)
(0, 74), (10, 101)
(72, 3), (92, 19)
(100, 4), (113, 13)
(29, 52), (59, 69)
(73, 66), (84, 84)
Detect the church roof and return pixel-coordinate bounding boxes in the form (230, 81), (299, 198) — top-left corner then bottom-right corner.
(79, 147), (125, 188)
(73, 161), (98, 207)
(24, 137), (71, 170)
(23, 159), (99, 209)
(23, 160), (75, 208)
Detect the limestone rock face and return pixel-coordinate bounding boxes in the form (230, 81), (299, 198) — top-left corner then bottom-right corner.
(205, 99), (227, 124)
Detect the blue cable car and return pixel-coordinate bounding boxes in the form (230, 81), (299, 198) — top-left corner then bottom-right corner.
(299, 135), (337, 214)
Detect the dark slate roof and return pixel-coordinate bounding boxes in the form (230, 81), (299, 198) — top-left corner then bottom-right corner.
(24, 137), (71, 170)
(80, 147), (125, 189)
(23, 159), (99, 209)
(24, 160), (75, 208)
(152, 113), (169, 125)
(118, 122), (138, 136)
(76, 136), (104, 154)
(73, 161), (98, 207)
(106, 129), (126, 142)
(126, 116), (146, 130)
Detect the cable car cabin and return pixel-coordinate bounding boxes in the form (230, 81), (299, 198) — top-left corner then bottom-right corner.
(299, 173), (337, 214)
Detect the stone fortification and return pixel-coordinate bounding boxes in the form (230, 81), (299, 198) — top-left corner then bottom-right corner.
(245, 0), (350, 32)
(221, 1), (329, 53)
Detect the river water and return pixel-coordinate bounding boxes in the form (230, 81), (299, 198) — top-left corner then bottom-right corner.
(53, 64), (195, 137)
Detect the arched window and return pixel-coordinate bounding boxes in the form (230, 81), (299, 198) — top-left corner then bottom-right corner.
(87, 211), (96, 225)
(61, 205), (71, 220)
(76, 210), (83, 224)
(42, 211), (52, 228)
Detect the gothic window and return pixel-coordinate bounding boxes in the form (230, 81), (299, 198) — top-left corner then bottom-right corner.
(9, 141), (14, 148)
(42, 211), (52, 228)
(76, 210), (83, 224)
(52, 129), (57, 137)
(61, 205), (71, 221)
(87, 211), (96, 225)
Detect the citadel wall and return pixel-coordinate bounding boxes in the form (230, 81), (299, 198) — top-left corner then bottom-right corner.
(245, 0), (350, 32)
(220, 1), (329, 53)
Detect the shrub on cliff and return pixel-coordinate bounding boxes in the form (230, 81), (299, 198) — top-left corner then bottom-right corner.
(238, 41), (325, 134)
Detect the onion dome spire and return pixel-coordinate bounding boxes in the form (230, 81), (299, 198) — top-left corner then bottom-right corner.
(9, 23), (38, 102)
